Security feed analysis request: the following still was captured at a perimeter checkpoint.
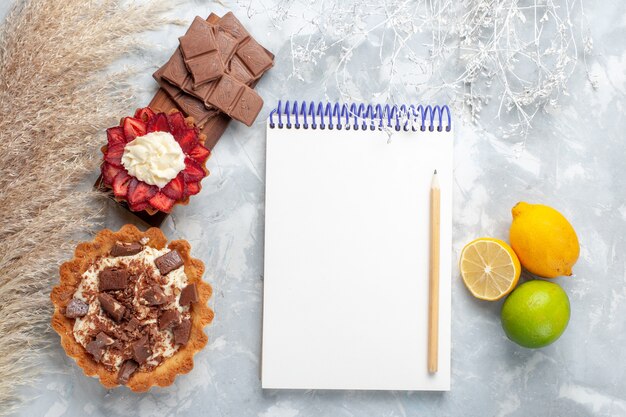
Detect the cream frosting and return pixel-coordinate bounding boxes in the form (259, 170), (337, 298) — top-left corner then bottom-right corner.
(121, 131), (186, 188)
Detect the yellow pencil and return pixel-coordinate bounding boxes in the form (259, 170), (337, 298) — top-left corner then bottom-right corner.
(428, 169), (440, 374)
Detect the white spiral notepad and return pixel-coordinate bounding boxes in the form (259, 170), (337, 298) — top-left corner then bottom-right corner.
(262, 101), (453, 390)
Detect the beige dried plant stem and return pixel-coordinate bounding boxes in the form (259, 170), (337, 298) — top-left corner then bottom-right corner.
(0, 0), (175, 414)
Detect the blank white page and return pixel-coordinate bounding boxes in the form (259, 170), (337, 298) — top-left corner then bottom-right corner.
(262, 121), (452, 390)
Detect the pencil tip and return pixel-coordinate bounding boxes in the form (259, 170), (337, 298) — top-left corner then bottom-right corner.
(434, 169), (437, 175)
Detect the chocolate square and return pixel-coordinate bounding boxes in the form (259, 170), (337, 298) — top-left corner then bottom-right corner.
(185, 50), (224, 86)
(64, 298), (89, 318)
(216, 29), (238, 64)
(141, 284), (167, 306)
(228, 55), (254, 85)
(179, 283), (199, 306)
(182, 77), (217, 102)
(218, 12), (250, 42)
(173, 319), (192, 345)
(236, 38), (274, 78)
(98, 266), (129, 291)
(158, 309), (181, 330)
(132, 335), (151, 364)
(95, 332), (115, 347)
(206, 74), (244, 112)
(110, 241), (143, 257)
(86, 340), (104, 362)
(179, 16), (217, 60)
(230, 87), (263, 127)
(118, 360), (139, 385)
(98, 293), (126, 322)
(154, 249), (184, 275)
(162, 49), (191, 88)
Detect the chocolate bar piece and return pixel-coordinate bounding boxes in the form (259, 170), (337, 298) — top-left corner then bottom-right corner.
(179, 17), (224, 86)
(98, 293), (126, 322)
(64, 298), (89, 318)
(228, 55), (254, 85)
(141, 284), (167, 306)
(235, 38), (274, 79)
(179, 283), (199, 306)
(217, 12), (250, 42)
(161, 49), (190, 89)
(154, 249), (184, 275)
(118, 360), (139, 385)
(186, 50), (224, 86)
(132, 335), (151, 364)
(99, 266), (129, 291)
(85, 332), (115, 362)
(110, 241), (143, 257)
(173, 319), (192, 345)
(179, 16), (217, 60)
(216, 29), (238, 64)
(207, 74), (263, 126)
(154, 66), (217, 128)
(230, 87), (264, 127)
(158, 309), (181, 330)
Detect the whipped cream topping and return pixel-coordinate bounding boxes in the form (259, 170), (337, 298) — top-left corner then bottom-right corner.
(121, 131), (186, 188)
(73, 245), (189, 370)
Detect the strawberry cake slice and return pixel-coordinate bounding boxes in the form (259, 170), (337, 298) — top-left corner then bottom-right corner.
(100, 108), (210, 213)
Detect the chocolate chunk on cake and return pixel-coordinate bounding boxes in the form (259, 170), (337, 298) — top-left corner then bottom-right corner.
(173, 319), (192, 346)
(154, 249), (184, 275)
(132, 335), (151, 364)
(118, 360), (139, 385)
(179, 283), (199, 306)
(98, 266), (129, 291)
(64, 298), (89, 318)
(98, 293), (126, 322)
(110, 241), (143, 257)
(141, 284), (168, 306)
(158, 309), (181, 330)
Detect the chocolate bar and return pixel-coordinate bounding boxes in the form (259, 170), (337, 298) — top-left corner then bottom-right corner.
(150, 11), (274, 140)
(206, 74), (263, 126)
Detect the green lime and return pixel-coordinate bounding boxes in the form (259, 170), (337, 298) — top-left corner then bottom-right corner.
(501, 280), (570, 348)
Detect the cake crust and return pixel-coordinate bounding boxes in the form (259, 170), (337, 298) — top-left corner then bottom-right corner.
(51, 224), (213, 391)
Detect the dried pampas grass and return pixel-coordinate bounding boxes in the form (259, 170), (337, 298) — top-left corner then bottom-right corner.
(0, 0), (175, 413)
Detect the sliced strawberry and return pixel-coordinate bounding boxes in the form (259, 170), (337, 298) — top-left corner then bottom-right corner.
(167, 111), (187, 134)
(101, 162), (123, 185)
(106, 126), (126, 147)
(175, 130), (198, 153)
(123, 117), (147, 141)
(149, 192), (175, 213)
(185, 181), (201, 196)
(104, 143), (126, 167)
(127, 179), (157, 206)
(112, 171), (131, 198)
(128, 201), (150, 212)
(147, 113), (169, 133)
(183, 157), (205, 181)
(134, 107), (155, 123)
(187, 144), (210, 163)
(162, 173), (185, 200)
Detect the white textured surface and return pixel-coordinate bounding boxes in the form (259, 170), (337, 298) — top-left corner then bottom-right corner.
(3, 0), (625, 416)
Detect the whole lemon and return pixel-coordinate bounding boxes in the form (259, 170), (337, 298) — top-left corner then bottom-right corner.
(501, 280), (570, 348)
(509, 202), (579, 278)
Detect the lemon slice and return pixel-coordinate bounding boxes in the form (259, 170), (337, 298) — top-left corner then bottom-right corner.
(459, 238), (521, 301)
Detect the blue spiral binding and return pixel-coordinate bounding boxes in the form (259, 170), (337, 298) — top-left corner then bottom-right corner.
(269, 101), (452, 132)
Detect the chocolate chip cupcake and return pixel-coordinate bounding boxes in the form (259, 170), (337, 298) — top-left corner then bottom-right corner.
(51, 225), (213, 391)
